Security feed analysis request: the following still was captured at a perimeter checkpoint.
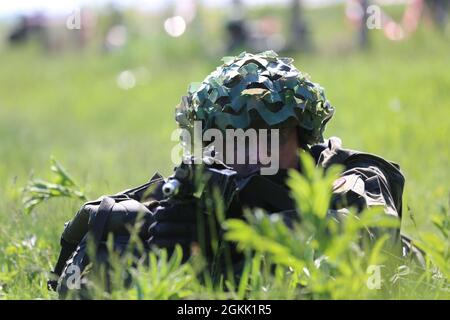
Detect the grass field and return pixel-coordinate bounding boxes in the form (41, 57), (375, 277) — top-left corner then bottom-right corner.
(0, 4), (449, 299)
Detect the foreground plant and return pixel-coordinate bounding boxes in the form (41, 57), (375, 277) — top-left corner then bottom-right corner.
(224, 153), (449, 299)
(22, 157), (87, 214)
(19, 154), (449, 299)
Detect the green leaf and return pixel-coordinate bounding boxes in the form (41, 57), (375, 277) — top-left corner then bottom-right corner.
(221, 56), (235, 65)
(22, 157), (87, 214)
(188, 82), (202, 94)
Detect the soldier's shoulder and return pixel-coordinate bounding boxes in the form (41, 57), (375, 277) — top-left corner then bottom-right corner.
(310, 137), (404, 180)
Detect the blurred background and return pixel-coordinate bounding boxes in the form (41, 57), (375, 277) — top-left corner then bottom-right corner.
(0, 0), (449, 243)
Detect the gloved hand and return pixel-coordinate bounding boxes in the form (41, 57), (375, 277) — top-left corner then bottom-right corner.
(147, 199), (214, 261)
(147, 200), (197, 258)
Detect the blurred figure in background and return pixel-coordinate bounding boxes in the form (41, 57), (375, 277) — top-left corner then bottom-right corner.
(8, 13), (47, 46)
(358, 0), (370, 49)
(425, 0), (449, 31)
(7, 8), (97, 53)
(226, 0), (249, 53)
(288, 0), (312, 51)
(345, 0), (371, 49)
(225, 0), (286, 54)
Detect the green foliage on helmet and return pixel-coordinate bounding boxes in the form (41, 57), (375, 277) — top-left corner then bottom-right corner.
(176, 51), (334, 144)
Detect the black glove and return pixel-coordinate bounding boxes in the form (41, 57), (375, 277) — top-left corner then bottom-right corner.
(146, 199), (219, 261)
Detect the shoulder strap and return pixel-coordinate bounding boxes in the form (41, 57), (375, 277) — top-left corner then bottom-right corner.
(119, 172), (165, 202)
(90, 197), (116, 245)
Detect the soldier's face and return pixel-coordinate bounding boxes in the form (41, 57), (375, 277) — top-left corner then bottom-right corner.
(220, 126), (299, 176)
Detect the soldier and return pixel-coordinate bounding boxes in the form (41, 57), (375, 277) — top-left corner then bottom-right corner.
(50, 51), (410, 295)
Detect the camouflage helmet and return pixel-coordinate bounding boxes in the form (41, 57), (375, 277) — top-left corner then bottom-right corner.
(175, 51), (334, 145)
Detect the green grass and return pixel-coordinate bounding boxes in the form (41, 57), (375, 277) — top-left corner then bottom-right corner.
(0, 4), (449, 299)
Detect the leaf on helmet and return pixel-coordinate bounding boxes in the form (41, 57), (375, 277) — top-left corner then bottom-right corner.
(188, 82), (201, 94)
(241, 88), (268, 96)
(239, 62), (259, 76)
(221, 56), (235, 65)
(263, 91), (282, 104)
